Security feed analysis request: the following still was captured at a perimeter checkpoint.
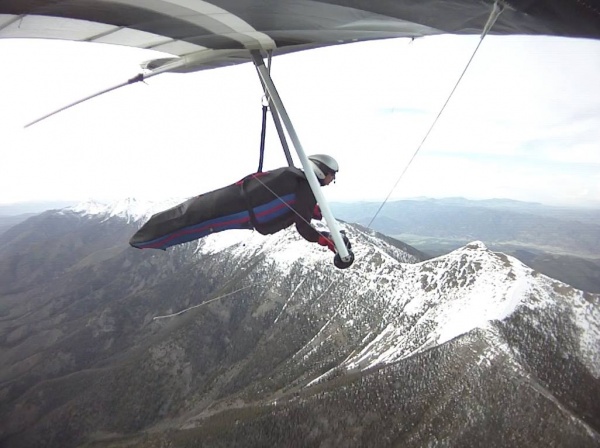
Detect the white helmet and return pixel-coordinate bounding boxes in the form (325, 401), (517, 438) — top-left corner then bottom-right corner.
(308, 154), (339, 180)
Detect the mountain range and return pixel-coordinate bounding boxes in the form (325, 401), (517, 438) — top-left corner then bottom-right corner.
(331, 198), (600, 293)
(3, 197), (598, 293)
(0, 199), (599, 447)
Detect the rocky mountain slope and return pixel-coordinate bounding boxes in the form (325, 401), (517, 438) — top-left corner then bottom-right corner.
(0, 201), (598, 447)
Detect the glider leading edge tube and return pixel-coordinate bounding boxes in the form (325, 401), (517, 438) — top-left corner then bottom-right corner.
(251, 50), (353, 266)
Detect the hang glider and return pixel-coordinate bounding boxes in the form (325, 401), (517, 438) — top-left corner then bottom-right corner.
(2, 0), (598, 267)
(1, 0), (599, 75)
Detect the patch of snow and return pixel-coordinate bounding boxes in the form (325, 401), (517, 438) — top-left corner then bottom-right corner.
(571, 291), (600, 378)
(199, 229), (255, 254)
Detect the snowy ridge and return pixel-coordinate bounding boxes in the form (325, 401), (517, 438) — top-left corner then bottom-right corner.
(341, 242), (533, 369)
(64, 197), (184, 223)
(192, 227), (600, 379)
(344, 242), (599, 376)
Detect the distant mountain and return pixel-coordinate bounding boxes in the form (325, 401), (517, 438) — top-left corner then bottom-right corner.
(0, 201), (77, 236)
(0, 214), (36, 236)
(331, 198), (600, 256)
(0, 201), (77, 216)
(0, 201), (598, 448)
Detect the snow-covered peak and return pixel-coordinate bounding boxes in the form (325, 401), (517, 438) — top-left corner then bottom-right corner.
(64, 197), (184, 223)
(277, 237), (600, 381)
(329, 242), (528, 367)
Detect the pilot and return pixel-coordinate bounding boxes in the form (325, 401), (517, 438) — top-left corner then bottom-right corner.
(129, 154), (350, 254)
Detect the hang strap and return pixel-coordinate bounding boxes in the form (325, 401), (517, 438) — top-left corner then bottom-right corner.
(257, 98), (268, 172)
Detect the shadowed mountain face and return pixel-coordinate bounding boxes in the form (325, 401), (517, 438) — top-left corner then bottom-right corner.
(0, 205), (598, 448)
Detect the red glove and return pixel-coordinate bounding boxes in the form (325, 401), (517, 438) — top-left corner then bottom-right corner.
(317, 232), (336, 252)
(313, 204), (322, 220)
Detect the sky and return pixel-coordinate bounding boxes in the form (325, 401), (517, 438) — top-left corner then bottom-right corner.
(1, 34), (599, 207)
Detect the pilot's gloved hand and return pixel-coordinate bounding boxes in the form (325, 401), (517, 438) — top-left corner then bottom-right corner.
(312, 204), (322, 220)
(318, 231), (352, 253)
(317, 232), (336, 253)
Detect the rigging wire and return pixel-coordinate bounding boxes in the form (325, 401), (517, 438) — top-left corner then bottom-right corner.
(366, 1), (504, 229)
(153, 283), (257, 320)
